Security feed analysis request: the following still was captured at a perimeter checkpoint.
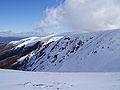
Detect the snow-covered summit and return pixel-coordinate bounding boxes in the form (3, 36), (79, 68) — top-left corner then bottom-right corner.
(9, 34), (64, 49)
(9, 37), (41, 48)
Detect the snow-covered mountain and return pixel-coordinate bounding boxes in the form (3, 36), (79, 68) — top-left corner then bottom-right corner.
(1, 29), (120, 71)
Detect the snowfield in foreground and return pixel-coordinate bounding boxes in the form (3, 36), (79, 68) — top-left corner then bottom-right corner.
(0, 69), (120, 90)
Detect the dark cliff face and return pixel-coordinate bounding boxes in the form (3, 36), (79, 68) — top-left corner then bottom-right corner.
(0, 41), (43, 69)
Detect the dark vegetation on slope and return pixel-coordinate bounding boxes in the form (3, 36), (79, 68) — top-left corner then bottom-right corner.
(0, 41), (43, 69)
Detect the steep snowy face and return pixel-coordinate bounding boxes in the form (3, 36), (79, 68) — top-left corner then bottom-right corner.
(15, 30), (120, 72)
(15, 35), (86, 71)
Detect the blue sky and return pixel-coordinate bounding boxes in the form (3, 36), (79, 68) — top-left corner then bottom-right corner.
(0, 0), (120, 34)
(0, 0), (64, 33)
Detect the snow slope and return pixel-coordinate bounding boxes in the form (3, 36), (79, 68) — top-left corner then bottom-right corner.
(9, 37), (41, 48)
(0, 69), (120, 90)
(9, 34), (63, 49)
(14, 29), (120, 72)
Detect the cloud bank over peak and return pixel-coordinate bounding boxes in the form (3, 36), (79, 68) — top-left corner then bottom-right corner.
(38, 0), (120, 32)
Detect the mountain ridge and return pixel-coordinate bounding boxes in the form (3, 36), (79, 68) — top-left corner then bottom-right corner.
(1, 29), (120, 71)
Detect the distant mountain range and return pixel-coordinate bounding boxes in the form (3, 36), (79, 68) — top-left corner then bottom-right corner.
(0, 30), (50, 37)
(0, 29), (120, 72)
(0, 36), (22, 44)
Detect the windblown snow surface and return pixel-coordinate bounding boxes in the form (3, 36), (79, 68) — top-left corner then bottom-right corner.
(15, 29), (120, 72)
(0, 69), (120, 90)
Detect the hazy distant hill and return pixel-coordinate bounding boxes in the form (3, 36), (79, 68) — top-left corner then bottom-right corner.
(0, 36), (22, 44)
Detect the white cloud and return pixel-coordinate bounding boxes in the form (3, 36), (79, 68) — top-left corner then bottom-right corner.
(38, 6), (64, 27)
(38, 0), (120, 32)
